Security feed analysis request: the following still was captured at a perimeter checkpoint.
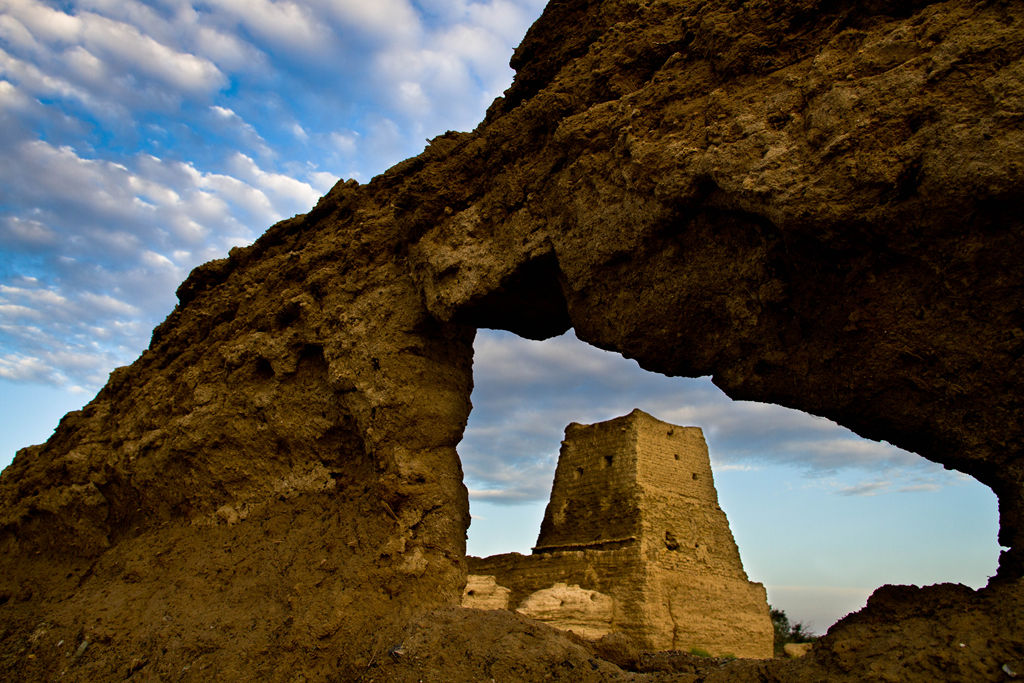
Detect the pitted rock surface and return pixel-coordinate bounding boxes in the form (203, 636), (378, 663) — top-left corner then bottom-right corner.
(516, 583), (616, 640)
(1, 0), (1023, 680)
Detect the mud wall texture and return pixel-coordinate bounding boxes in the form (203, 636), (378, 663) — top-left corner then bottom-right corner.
(468, 411), (773, 659)
(1, 0), (1022, 679)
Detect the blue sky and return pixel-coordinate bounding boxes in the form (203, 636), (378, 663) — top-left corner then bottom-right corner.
(0, 0), (1000, 633)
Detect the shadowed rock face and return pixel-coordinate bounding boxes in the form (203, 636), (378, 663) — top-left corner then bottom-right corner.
(1, 0), (1022, 679)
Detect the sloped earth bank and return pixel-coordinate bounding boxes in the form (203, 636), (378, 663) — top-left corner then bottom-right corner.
(356, 583), (1024, 682)
(1, 0), (1023, 680)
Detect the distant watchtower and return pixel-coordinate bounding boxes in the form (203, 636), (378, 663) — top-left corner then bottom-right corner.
(536, 410), (723, 556)
(467, 409), (773, 658)
(536, 409), (752, 579)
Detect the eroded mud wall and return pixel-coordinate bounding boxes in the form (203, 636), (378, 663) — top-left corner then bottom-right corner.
(411, 0), (1024, 575)
(1, 0), (1022, 679)
(0, 202), (478, 678)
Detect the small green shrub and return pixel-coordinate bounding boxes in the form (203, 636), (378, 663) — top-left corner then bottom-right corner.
(770, 606), (818, 657)
(689, 647), (712, 658)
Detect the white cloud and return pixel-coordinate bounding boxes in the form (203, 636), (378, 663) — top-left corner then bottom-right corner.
(836, 480), (891, 497)
(0, 0), (82, 43)
(0, 47), (100, 110)
(780, 437), (921, 471)
(0, 345), (120, 388)
(0, 13), (43, 53)
(473, 330), (632, 384)
(469, 488), (545, 503)
(0, 216), (57, 245)
(0, 285), (66, 306)
(396, 79), (429, 113)
(898, 483), (942, 493)
(127, 173), (181, 206)
(465, 0), (542, 43)
(0, 353), (58, 383)
(5, 1), (225, 93)
(193, 23), (266, 72)
(0, 1), (228, 132)
(0, 304), (43, 320)
(308, 171), (338, 193)
(464, 449), (557, 504)
(0, 137), (327, 390)
(434, 22), (514, 94)
(329, 130), (359, 155)
(63, 45), (107, 83)
(202, 0), (328, 53)
(76, 0), (269, 73)
(194, 171), (272, 220)
(716, 463), (760, 472)
(208, 105), (272, 158)
(74, 0), (170, 39)
(375, 46), (474, 118)
(78, 292), (138, 316)
(320, 0), (422, 42)
(226, 152), (320, 212)
(0, 78), (33, 110)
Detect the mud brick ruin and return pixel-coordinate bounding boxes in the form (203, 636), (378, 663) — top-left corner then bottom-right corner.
(3, 0), (1023, 678)
(465, 410), (773, 658)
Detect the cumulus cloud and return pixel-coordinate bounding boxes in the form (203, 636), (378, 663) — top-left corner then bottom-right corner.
(308, 171), (339, 192)
(0, 353), (58, 383)
(0, 0), (226, 123)
(209, 105), (271, 156)
(78, 12), (225, 93)
(203, 0), (329, 54)
(1, 216), (58, 246)
(0, 78), (33, 110)
(321, 0), (422, 42)
(0, 139), (313, 251)
(226, 152), (321, 209)
(0, 137), (325, 390)
(0, 47), (101, 112)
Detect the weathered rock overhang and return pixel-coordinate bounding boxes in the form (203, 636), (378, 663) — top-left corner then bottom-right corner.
(1, 0), (1022, 679)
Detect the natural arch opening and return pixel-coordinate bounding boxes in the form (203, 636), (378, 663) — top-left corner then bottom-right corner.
(461, 328), (1000, 634)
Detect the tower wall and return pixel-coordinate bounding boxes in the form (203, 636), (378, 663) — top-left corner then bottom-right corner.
(631, 412), (750, 577)
(467, 410), (773, 658)
(534, 415), (641, 552)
